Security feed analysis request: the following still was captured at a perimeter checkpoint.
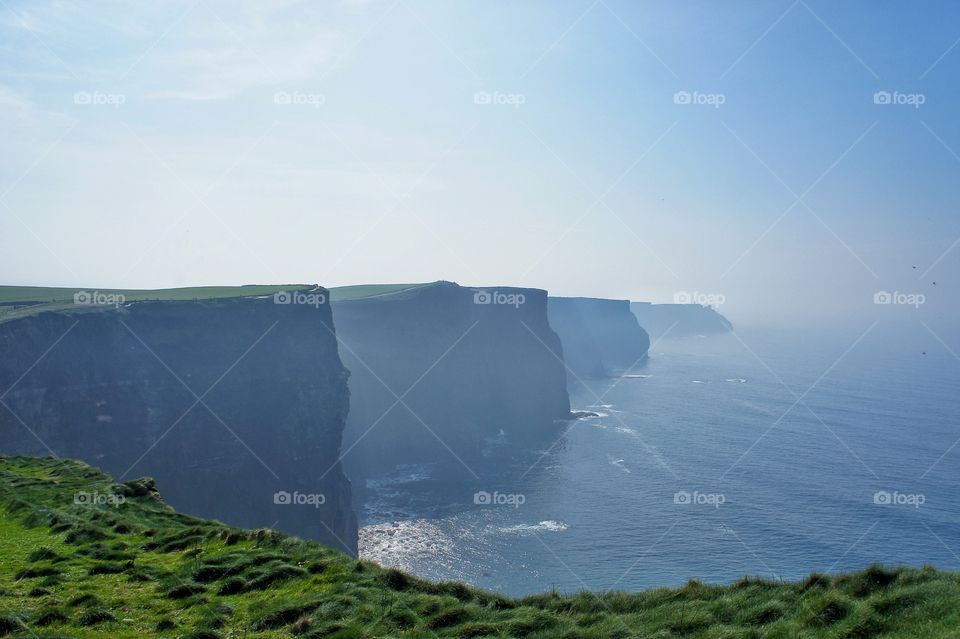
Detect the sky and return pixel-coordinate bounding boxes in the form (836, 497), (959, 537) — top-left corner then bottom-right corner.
(1, 0), (958, 328)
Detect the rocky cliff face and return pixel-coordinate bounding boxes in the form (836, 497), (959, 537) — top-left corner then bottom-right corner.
(0, 295), (357, 555)
(630, 302), (733, 340)
(548, 297), (650, 384)
(332, 282), (570, 483)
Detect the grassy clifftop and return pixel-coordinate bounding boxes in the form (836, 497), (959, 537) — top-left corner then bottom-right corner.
(0, 285), (315, 324)
(0, 283), (430, 324)
(1, 457), (957, 638)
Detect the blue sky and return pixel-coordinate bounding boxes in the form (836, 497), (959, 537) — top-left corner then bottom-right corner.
(1, 0), (958, 326)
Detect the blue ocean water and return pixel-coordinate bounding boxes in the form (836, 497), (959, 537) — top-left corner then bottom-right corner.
(358, 325), (960, 597)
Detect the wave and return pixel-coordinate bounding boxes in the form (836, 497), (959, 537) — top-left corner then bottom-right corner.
(366, 464), (433, 490)
(498, 520), (569, 534)
(594, 424), (634, 436)
(609, 457), (631, 473)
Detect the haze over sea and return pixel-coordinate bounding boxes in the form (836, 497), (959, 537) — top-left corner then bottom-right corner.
(359, 324), (960, 597)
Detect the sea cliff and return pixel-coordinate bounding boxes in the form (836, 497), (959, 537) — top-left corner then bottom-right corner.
(332, 281), (571, 483)
(548, 296), (650, 384)
(0, 290), (357, 554)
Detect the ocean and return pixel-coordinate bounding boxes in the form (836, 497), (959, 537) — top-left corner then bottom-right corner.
(358, 324), (960, 597)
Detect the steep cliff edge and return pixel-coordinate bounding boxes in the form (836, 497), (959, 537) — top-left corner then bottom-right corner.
(0, 290), (357, 555)
(630, 302), (733, 340)
(548, 297), (650, 383)
(331, 282), (570, 483)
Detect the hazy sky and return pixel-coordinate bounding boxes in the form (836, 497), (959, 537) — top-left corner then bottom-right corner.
(1, 1), (958, 327)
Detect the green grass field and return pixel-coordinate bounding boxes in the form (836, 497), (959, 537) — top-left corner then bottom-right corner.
(0, 283), (433, 324)
(327, 283), (429, 301)
(1, 456), (958, 638)
(0, 285), (320, 305)
(0, 285), (315, 325)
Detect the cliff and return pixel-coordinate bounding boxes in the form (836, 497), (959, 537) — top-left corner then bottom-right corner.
(331, 281), (570, 482)
(630, 302), (733, 340)
(547, 297), (650, 383)
(0, 288), (357, 555)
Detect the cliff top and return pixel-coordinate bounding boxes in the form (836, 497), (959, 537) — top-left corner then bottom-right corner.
(328, 283), (431, 301)
(0, 284), (317, 324)
(0, 284), (314, 304)
(331, 281), (552, 305)
(1, 455), (956, 638)
(1, 282), (556, 322)
(0, 283), (436, 323)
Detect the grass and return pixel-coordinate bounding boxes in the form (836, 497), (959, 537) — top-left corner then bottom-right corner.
(0, 283), (432, 323)
(328, 283), (431, 301)
(0, 285), (315, 324)
(1, 456), (958, 638)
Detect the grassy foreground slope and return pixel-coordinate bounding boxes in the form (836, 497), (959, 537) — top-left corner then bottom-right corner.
(1, 458), (958, 639)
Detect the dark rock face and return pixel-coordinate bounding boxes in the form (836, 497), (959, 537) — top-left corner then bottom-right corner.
(630, 302), (733, 340)
(0, 296), (357, 555)
(548, 297), (650, 383)
(332, 282), (570, 483)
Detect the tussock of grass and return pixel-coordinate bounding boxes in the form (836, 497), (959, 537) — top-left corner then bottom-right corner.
(25, 547), (60, 563)
(78, 606), (115, 626)
(1, 455), (959, 638)
(32, 606), (68, 626)
(13, 565), (61, 580)
(165, 582), (207, 600)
